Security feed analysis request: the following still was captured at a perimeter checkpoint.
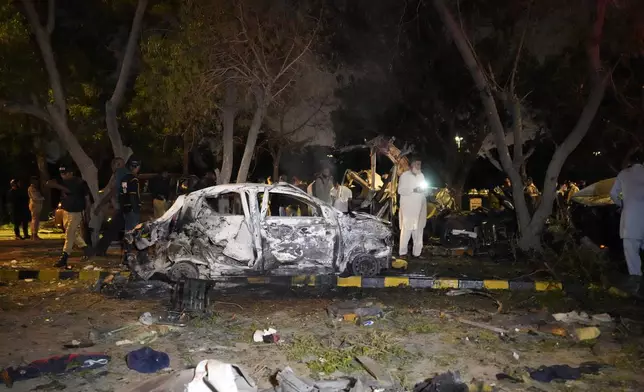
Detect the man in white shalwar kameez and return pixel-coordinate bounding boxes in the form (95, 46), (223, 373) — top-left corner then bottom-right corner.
(398, 159), (427, 258)
(610, 154), (644, 294)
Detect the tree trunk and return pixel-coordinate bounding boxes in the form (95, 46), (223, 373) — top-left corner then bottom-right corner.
(236, 93), (268, 183)
(34, 137), (51, 217)
(433, 0), (607, 251)
(182, 131), (190, 175)
(219, 83), (237, 184)
(272, 146), (282, 182)
(104, 0), (147, 161)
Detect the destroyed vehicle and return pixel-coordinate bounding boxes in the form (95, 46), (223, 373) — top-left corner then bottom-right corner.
(125, 183), (393, 281)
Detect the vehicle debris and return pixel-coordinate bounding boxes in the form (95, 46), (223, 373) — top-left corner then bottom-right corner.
(126, 347), (170, 374)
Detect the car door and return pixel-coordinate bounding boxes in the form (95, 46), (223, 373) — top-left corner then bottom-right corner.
(259, 189), (336, 272)
(195, 191), (255, 266)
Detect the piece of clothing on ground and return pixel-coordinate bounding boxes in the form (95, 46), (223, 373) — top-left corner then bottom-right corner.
(126, 347), (169, 374)
(529, 362), (603, 383)
(1, 353), (110, 387)
(63, 210), (87, 254)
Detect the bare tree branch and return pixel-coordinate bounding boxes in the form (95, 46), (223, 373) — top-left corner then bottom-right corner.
(105, 0), (148, 159)
(0, 100), (51, 124)
(46, 0), (55, 35)
(20, 0), (66, 118)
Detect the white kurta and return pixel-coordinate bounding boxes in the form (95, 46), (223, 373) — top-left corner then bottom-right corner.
(398, 171), (427, 257)
(330, 185), (352, 212)
(610, 163), (644, 276)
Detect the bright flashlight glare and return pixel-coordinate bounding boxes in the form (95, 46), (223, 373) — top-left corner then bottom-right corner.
(421, 180), (429, 189)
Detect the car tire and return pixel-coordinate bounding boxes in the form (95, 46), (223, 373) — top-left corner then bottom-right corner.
(350, 253), (380, 277)
(168, 261), (199, 282)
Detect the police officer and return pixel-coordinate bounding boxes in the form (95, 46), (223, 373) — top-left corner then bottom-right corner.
(119, 158), (142, 232)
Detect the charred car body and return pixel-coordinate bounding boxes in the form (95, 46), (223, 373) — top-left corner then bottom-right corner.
(125, 184), (393, 281)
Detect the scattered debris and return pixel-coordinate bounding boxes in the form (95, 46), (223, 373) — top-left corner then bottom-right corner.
(552, 311), (613, 325)
(62, 339), (94, 349)
(327, 301), (383, 319)
(529, 363), (604, 383)
(391, 258), (408, 270)
(253, 328), (280, 343)
(1, 353), (110, 387)
(539, 325), (568, 337)
(126, 347), (170, 374)
(441, 313), (508, 335)
(512, 351), (520, 361)
(413, 371), (468, 392)
(31, 379), (67, 391)
(185, 359), (257, 392)
(445, 289), (503, 313)
(355, 356), (394, 387)
(574, 327), (601, 341)
(362, 320), (374, 327)
(139, 312), (156, 326)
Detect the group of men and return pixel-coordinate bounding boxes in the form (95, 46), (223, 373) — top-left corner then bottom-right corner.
(46, 157), (144, 267)
(5, 177), (45, 240)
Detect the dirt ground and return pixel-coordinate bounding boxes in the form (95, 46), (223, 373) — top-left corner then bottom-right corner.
(1, 277), (644, 392)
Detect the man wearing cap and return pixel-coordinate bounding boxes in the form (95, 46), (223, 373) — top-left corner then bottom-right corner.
(48, 165), (92, 267)
(119, 158), (142, 231)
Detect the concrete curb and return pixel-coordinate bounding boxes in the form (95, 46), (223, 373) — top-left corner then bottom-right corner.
(0, 270), (564, 292)
(0, 269), (130, 282)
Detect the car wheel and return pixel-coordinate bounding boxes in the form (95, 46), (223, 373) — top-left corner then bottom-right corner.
(350, 253), (379, 277)
(168, 261), (199, 282)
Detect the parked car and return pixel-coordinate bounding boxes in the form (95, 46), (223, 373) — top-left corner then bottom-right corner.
(124, 183), (393, 281)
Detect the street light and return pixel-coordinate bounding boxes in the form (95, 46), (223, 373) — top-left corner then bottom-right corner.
(454, 135), (464, 149)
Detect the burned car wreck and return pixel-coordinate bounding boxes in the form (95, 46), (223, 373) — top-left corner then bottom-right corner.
(125, 184), (393, 281)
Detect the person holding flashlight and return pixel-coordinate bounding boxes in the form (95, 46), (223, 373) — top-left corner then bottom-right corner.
(398, 158), (427, 259)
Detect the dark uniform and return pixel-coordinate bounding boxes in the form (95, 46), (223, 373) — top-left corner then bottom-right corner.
(119, 171), (141, 231)
(6, 180), (30, 239)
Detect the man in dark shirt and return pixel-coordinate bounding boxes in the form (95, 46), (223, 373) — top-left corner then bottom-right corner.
(6, 179), (30, 240)
(49, 165), (92, 267)
(119, 158), (142, 231)
(149, 170), (170, 219)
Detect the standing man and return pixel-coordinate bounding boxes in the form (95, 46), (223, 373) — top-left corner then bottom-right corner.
(28, 177), (45, 240)
(6, 179), (29, 240)
(313, 167), (333, 204)
(49, 165), (91, 267)
(330, 180), (352, 213)
(397, 158), (427, 259)
(150, 170), (170, 219)
(610, 154), (644, 294)
(119, 158), (142, 232)
(524, 177), (540, 213)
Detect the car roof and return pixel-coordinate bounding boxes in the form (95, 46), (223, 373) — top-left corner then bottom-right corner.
(190, 182), (307, 197)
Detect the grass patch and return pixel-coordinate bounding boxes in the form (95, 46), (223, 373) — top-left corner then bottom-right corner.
(285, 331), (407, 375)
